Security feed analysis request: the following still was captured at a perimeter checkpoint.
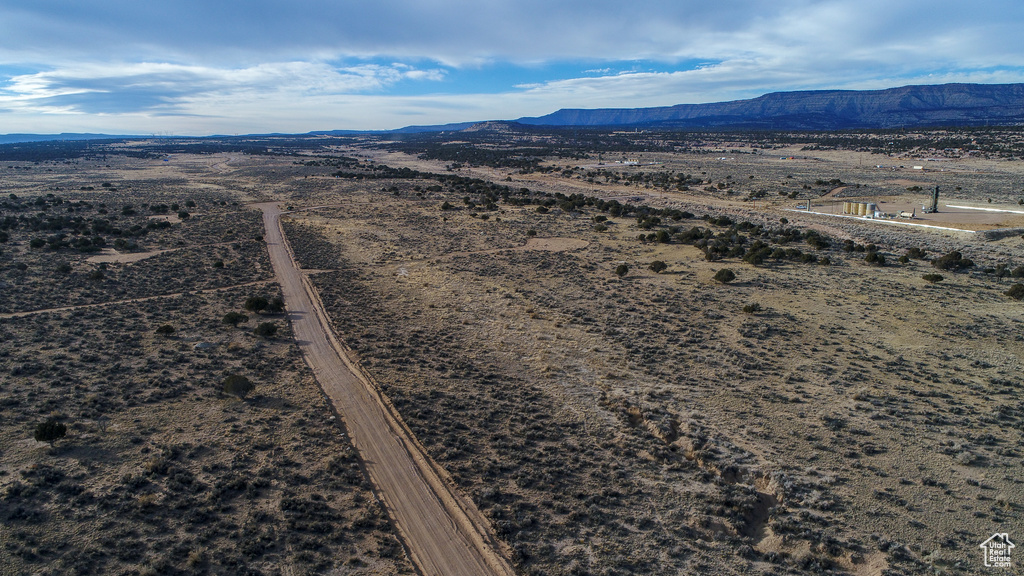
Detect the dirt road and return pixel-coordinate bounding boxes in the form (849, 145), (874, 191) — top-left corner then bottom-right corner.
(257, 203), (516, 576)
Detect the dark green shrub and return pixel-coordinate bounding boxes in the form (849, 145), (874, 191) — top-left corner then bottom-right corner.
(34, 419), (67, 447)
(264, 297), (285, 314)
(743, 243), (772, 266)
(155, 324), (175, 336)
(864, 252), (885, 266)
(714, 269), (736, 284)
(244, 296), (269, 313)
(805, 232), (830, 249)
(223, 312), (249, 326)
(932, 250), (973, 271)
(1006, 284), (1024, 300)
(222, 375), (255, 399)
(254, 322), (278, 338)
(614, 264), (629, 277)
(922, 273), (944, 283)
(649, 260), (667, 273)
(676, 227), (706, 243)
(906, 247), (927, 259)
(742, 303), (761, 314)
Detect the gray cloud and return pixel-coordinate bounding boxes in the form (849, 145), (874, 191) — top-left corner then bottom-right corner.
(0, 1), (755, 64)
(2, 1), (1022, 68)
(0, 61), (446, 117)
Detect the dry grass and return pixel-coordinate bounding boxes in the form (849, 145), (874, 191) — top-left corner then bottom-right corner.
(291, 176), (1023, 576)
(0, 170), (414, 575)
(4, 142), (1024, 576)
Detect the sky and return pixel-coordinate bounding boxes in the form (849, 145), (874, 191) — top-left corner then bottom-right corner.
(1, 0), (1023, 135)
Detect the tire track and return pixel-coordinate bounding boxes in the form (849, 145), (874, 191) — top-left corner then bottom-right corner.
(0, 279), (274, 319)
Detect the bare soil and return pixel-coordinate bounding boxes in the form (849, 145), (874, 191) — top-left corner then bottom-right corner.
(86, 247), (173, 264)
(261, 202), (515, 576)
(0, 160), (416, 575)
(278, 147), (1024, 576)
(2, 142), (1023, 576)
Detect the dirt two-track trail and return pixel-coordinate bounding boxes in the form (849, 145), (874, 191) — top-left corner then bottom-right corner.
(257, 203), (517, 576)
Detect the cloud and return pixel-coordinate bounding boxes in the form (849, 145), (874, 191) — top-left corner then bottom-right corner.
(0, 61), (447, 116)
(0, 1), (755, 66)
(2, 1), (1022, 68)
(1, 1), (1023, 133)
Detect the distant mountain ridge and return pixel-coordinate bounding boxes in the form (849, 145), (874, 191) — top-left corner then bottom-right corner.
(0, 133), (134, 144)
(515, 83), (1024, 130)
(4, 83), (1022, 144)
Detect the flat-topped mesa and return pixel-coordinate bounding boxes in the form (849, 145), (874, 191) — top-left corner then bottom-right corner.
(516, 83), (1024, 130)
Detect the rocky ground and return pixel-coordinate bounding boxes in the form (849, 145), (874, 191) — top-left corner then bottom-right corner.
(0, 163), (414, 575)
(283, 167), (1024, 576)
(3, 142), (1023, 576)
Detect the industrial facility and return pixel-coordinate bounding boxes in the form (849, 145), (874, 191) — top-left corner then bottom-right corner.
(842, 201), (879, 218)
